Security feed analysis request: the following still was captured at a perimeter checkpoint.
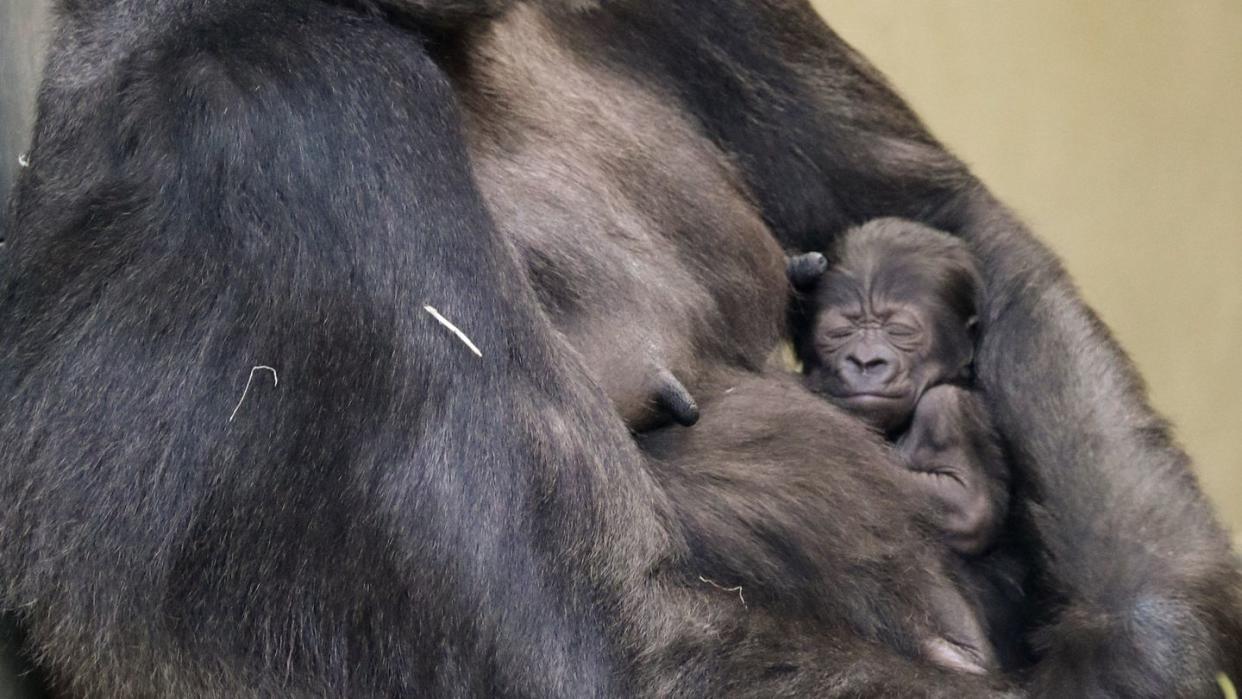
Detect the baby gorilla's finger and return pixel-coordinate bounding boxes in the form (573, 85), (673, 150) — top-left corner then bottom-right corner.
(787, 252), (828, 290)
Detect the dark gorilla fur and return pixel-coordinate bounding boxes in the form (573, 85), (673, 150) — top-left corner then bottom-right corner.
(1, 0), (1240, 697)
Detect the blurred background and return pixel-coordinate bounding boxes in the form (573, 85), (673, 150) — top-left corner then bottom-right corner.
(2, 2), (1239, 541)
(0, 1), (46, 236)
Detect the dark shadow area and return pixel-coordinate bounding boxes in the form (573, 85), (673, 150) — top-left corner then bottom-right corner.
(0, 617), (50, 699)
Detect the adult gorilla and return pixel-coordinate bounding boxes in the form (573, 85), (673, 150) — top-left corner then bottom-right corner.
(1, 0), (1238, 696)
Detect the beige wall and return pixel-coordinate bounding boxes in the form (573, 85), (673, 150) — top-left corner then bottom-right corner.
(814, 0), (1242, 541)
(0, 1), (50, 213)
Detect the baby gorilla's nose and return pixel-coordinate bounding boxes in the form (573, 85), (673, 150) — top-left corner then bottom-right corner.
(849, 354), (890, 374)
(843, 344), (898, 387)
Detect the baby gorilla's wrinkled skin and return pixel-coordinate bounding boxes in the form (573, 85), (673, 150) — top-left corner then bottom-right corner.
(792, 218), (1026, 668)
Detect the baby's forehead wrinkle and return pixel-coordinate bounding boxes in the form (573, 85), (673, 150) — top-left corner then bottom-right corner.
(821, 268), (866, 312)
(851, 274), (870, 312)
(833, 238), (948, 316)
(866, 264), (915, 314)
(865, 283), (885, 317)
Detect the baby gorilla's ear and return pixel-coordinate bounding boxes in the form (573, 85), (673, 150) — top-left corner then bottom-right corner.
(960, 316), (979, 376)
(787, 252), (828, 290)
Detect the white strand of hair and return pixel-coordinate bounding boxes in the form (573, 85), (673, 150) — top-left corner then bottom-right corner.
(424, 305), (483, 358)
(229, 365), (279, 422)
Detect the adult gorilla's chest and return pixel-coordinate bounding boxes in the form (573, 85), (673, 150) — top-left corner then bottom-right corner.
(455, 7), (788, 429)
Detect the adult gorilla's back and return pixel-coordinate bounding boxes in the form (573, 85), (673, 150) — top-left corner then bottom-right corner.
(1, 1), (1238, 696)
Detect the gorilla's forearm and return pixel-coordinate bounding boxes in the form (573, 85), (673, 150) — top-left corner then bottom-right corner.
(563, 0), (969, 249)
(955, 189), (1242, 693)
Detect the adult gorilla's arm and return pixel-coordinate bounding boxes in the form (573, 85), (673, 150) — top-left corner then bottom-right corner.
(578, 0), (1242, 694)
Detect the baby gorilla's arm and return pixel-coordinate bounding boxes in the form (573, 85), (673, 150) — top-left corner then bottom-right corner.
(895, 385), (1009, 556)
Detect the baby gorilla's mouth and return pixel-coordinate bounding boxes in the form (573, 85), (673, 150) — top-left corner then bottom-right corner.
(834, 391), (908, 402)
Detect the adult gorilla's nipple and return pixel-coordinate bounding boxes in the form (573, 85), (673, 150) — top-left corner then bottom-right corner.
(655, 369), (700, 427)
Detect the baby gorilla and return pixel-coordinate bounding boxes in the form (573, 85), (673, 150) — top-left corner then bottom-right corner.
(790, 217), (1027, 667)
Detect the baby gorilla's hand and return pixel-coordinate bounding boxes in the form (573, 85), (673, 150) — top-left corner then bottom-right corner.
(896, 385), (1007, 556)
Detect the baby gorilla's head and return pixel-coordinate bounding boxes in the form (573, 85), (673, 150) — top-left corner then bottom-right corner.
(794, 218), (983, 434)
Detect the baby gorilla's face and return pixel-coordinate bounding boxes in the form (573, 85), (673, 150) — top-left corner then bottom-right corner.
(808, 291), (948, 433)
(796, 218), (982, 434)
